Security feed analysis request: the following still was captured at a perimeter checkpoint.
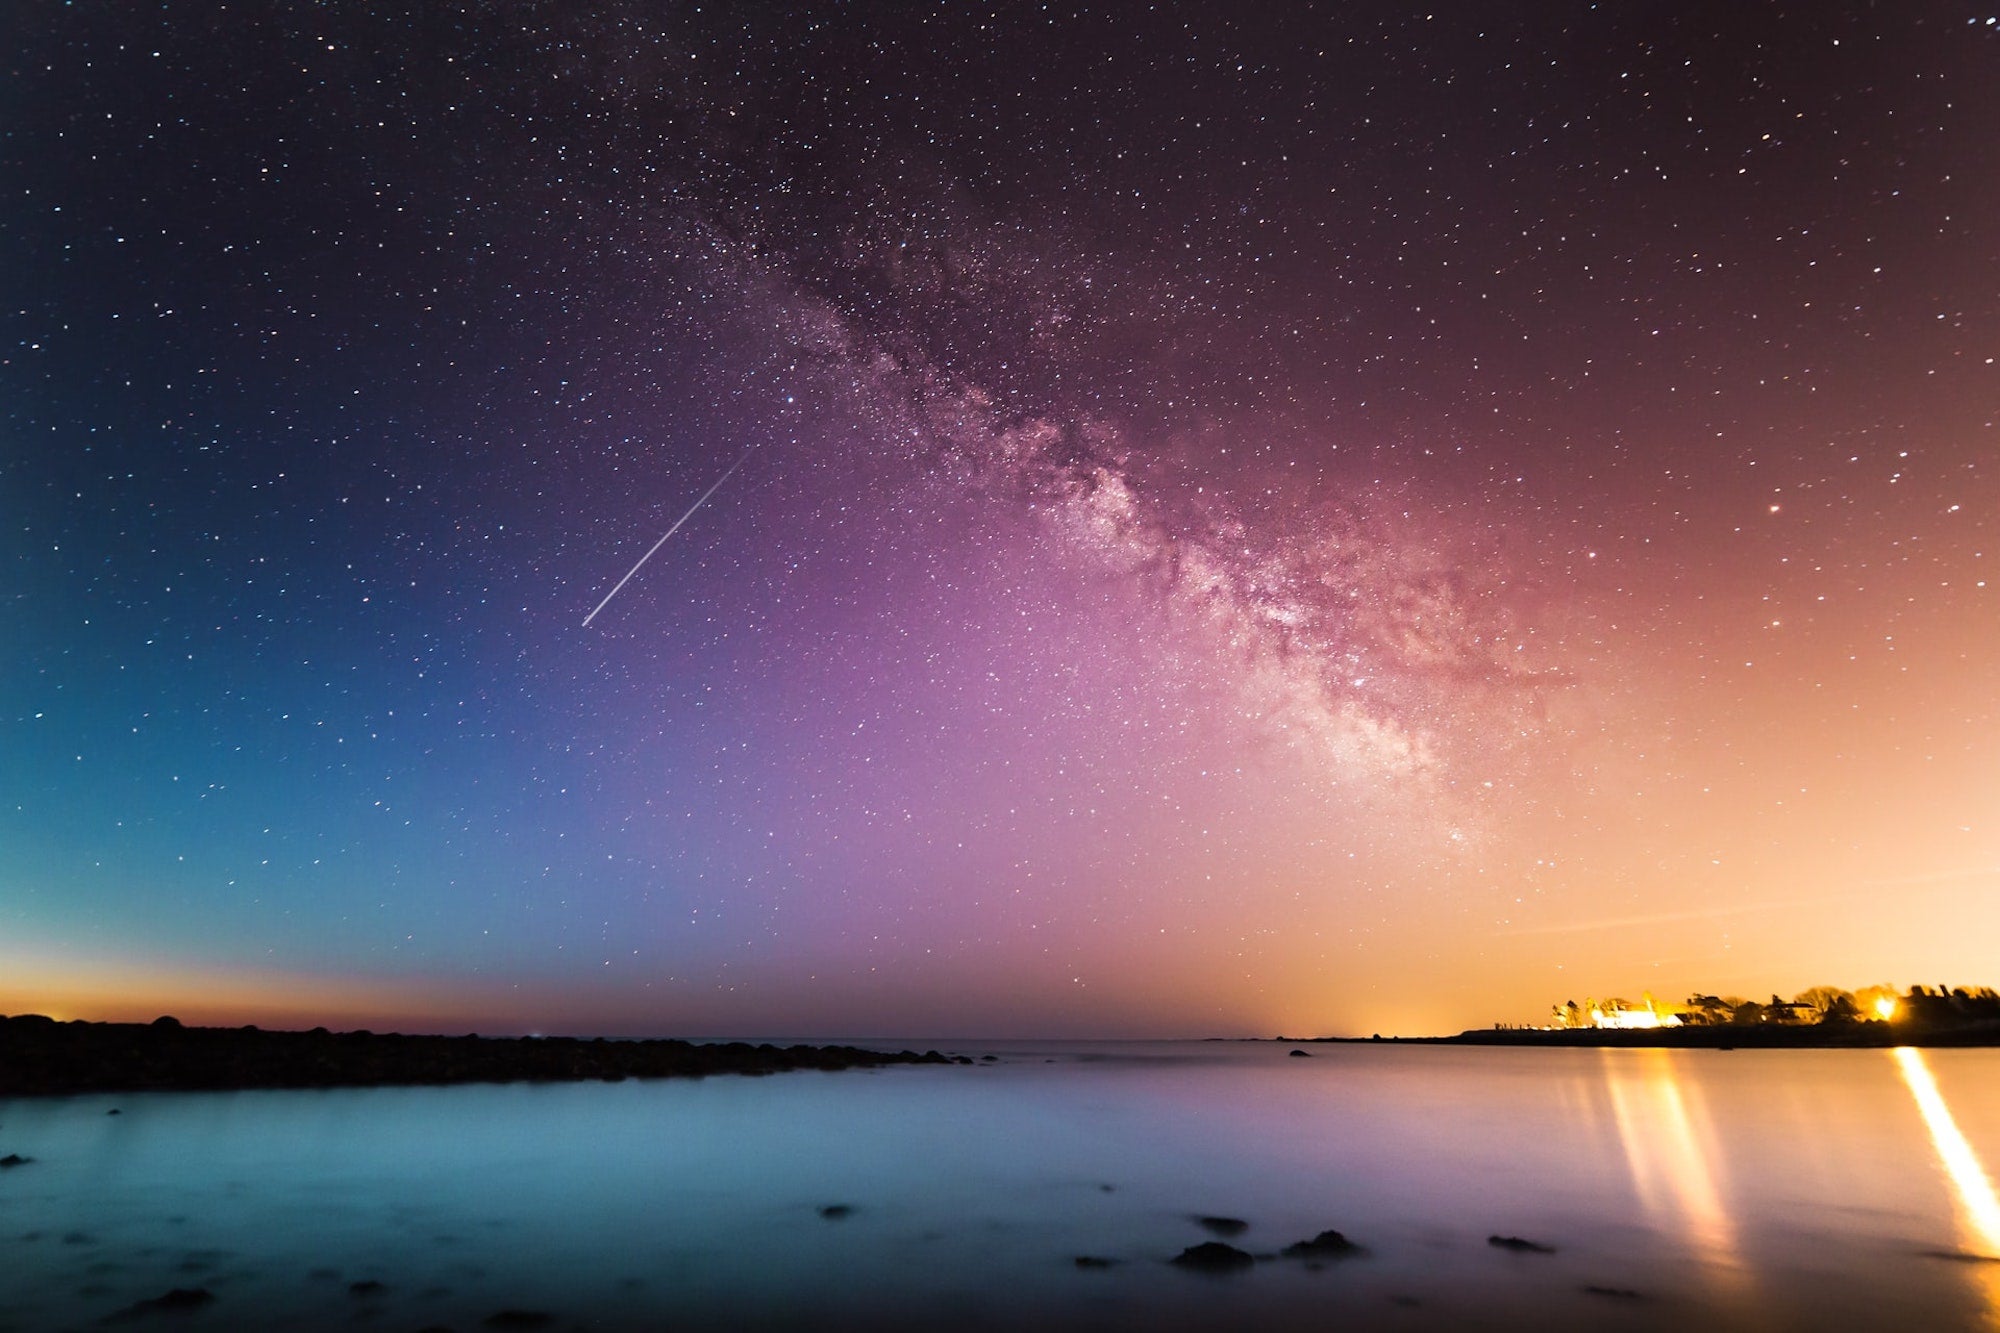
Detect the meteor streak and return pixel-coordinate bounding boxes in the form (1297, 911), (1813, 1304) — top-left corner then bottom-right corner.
(582, 449), (751, 628)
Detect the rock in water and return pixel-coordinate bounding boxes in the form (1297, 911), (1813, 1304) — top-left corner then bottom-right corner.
(1195, 1215), (1249, 1236)
(1171, 1241), (1256, 1270)
(112, 1287), (215, 1319)
(1289, 1049), (1313, 1057)
(1282, 1229), (1359, 1258)
(1488, 1234), (1557, 1254)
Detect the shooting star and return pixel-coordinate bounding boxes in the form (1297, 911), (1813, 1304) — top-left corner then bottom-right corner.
(582, 449), (752, 628)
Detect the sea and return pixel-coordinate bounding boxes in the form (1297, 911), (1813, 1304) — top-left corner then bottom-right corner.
(3, 1040), (1998, 1331)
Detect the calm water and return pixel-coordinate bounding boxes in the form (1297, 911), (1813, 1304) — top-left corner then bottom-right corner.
(4, 1042), (2000, 1331)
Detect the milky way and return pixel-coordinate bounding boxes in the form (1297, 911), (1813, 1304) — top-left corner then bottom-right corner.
(4, 4), (1996, 1036)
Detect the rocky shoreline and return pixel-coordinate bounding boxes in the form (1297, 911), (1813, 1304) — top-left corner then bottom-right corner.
(0, 1014), (965, 1096)
(1275, 1022), (2000, 1049)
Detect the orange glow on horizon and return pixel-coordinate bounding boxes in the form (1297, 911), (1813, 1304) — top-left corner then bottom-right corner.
(0, 956), (511, 1037)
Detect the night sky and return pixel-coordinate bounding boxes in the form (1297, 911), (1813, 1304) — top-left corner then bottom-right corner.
(5, 3), (1996, 1038)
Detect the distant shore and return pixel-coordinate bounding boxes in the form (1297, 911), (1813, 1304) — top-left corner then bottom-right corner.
(1276, 1022), (2000, 1049)
(0, 1014), (966, 1096)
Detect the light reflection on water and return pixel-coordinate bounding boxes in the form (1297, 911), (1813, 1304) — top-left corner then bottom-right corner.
(2, 1042), (1998, 1331)
(1601, 1047), (1754, 1320)
(1895, 1046), (2000, 1329)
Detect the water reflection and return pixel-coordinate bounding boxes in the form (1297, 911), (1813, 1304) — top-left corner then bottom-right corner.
(1601, 1049), (1753, 1310)
(1894, 1047), (2000, 1325)
(8, 1046), (2000, 1330)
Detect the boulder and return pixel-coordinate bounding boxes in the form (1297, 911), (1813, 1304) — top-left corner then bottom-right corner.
(112, 1287), (215, 1318)
(1282, 1229), (1359, 1258)
(1171, 1241), (1256, 1270)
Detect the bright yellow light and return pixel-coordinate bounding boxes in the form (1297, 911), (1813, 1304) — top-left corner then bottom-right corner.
(1876, 996), (1899, 1020)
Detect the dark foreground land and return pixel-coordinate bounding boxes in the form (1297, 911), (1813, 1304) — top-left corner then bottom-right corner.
(0, 1013), (964, 1096)
(1282, 1021), (2000, 1049)
(1443, 1023), (2000, 1048)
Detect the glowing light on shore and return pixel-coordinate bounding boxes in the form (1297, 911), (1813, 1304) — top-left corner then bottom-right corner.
(1877, 996), (1900, 1021)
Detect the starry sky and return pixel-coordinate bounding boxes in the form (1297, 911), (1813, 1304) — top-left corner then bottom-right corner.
(4, 3), (1997, 1039)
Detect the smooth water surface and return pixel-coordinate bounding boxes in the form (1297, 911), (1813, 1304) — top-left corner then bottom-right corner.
(4, 1042), (1999, 1330)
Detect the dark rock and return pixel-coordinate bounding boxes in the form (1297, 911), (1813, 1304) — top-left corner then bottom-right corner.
(349, 1279), (387, 1296)
(106, 1108), (122, 1116)
(1582, 1285), (1645, 1301)
(980, 1054), (998, 1062)
(1098, 1183), (1116, 1193)
(1073, 1255), (1118, 1269)
(1170, 1241), (1256, 1270)
(1924, 1249), (2000, 1265)
(111, 1286), (215, 1318)
(1489, 1235), (1556, 1254)
(1289, 1049), (1312, 1057)
(1282, 1229), (1359, 1258)
(0, 1153), (31, 1167)
(150, 1016), (182, 1030)
(818, 1204), (854, 1219)
(482, 1312), (555, 1329)
(1196, 1216), (1249, 1236)
(0, 1019), (951, 1095)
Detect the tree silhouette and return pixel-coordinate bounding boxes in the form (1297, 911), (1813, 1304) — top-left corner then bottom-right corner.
(1794, 986), (1855, 1019)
